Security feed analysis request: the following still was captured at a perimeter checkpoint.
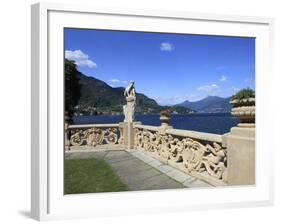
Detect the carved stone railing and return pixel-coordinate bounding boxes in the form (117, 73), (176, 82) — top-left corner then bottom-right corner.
(66, 124), (123, 148)
(63, 92), (255, 186)
(134, 124), (227, 185)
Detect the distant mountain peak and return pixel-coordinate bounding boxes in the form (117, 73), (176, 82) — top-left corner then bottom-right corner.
(176, 95), (231, 113)
(206, 95), (222, 99)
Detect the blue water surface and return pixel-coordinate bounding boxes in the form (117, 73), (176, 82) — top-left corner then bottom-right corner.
(73, 113), (239, 135)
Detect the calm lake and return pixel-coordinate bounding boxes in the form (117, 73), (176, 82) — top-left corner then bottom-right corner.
(73, 113), (239, 135)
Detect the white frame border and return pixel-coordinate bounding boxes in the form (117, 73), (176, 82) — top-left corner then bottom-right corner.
(31, 2), (274, 221)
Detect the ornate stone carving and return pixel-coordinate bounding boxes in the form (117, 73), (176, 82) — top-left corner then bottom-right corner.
(200, 143), (227, 181)
(134, 127), (227, 182)
(69, 127), (120, 147)
(123, 81), (136, 122)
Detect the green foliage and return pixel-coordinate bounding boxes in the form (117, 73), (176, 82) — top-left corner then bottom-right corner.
(64, 158), (128, 194)
(232, 88), (255, 100)
(160, 109), (171, 117)
(65, 59), (81, 120)
(167, 106), (194, 114)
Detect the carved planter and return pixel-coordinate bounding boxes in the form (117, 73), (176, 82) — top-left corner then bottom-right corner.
(160, 115), (170, 127)
(230, 97), (255, 125)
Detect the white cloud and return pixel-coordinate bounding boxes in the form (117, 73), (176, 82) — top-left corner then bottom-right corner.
(65, 50), (97, 68)
(197, 84), (220, 94)
(219, 75), (227, 82)
(109, 79), (121, 83)
(108, 79), (128, 87)
(160, 42), (174, 51)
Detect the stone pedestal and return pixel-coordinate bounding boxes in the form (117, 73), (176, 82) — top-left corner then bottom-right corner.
(119, 122), (141, 149)
(226, 126), (255, 185)
(159, 115), (172, 134)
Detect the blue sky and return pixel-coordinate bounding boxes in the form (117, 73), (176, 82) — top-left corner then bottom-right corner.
(65, 28), (255, 105)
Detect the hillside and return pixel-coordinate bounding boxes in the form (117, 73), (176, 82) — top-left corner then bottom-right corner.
(176, 96), (232, 113)
(74, 72), (194, 115)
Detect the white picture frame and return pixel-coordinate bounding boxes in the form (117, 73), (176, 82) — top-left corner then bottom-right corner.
(31, 2), (274, 221)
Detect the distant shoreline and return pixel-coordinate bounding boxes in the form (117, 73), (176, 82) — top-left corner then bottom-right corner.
(73, 112), (232, 117)
(72, 113), (238, 135)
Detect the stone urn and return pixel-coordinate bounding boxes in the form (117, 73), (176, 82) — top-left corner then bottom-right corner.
(230, 97), (255, 127)
(159, 110), (171, 128)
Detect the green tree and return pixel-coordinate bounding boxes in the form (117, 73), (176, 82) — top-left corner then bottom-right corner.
(65, 59), (81, 122)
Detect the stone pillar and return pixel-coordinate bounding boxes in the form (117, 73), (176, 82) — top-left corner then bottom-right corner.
(119, 122), (141, 150)
(226, 126), (255, 185)
(226, 97), (255, 185)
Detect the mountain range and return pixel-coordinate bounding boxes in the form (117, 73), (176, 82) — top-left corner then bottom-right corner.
(75, 73), (194, 115)
(74, 71), (232, 115)
(176, 96), (232, 113)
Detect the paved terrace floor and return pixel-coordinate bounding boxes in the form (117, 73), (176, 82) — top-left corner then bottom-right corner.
(65, 148), (212, 191)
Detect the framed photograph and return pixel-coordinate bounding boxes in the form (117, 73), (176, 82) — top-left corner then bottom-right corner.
(31, 2), (274, 221)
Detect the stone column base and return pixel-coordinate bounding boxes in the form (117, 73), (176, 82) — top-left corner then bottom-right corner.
(226, 126), (255, 185)
(119, 121), (141, 149)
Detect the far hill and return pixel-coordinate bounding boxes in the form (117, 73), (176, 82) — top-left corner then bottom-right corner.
(75, 72), (195, 115)
(176, 96), (232, 113)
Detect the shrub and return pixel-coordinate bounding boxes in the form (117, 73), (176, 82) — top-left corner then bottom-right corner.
(160, 109), (171, 117)
(232, 88), (255, 100)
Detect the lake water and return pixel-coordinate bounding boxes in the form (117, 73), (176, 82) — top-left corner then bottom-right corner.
(73, 113), (239, 135)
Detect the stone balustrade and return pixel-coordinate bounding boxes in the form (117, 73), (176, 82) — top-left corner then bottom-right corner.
(66, 123), (123, 148)
(65, 110), (255, 186)
(64, 84), (255, 187)
(134, 124), (227, 186)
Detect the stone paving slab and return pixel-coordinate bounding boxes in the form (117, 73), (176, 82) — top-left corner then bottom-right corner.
(104, 150), (129, 158)
(147, 160), (163, 168)
(110, 159), (152, 175)
(65, 149), (213, 190)
(117, 168), (163, 190)
(135, 174), (184, 190)
(182, 176), (198, 186)
(130, 151), (156, 163)
(103, 151), (133, 163)
(127, 150), (213, 188)
(156, 164), (175, 174)
(104, 155), (133, 164)
(165, 169), (191, 183)
(183, 178), (212, 188)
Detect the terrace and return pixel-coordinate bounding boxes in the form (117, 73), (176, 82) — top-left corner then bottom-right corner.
(65, 95), (255, 190)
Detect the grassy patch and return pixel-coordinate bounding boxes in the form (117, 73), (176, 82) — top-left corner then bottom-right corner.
(64, 158), (128, 194)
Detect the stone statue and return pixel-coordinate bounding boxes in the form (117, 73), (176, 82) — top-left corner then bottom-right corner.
(123, 81), (136, 122)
